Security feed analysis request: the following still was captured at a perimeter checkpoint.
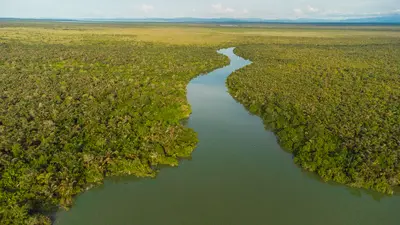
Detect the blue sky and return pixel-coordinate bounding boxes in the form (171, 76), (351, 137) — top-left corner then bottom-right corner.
(1, 0), (399, 19)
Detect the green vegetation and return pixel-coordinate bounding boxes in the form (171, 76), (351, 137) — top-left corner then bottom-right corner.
(228, 36), (400, 194)
(0, 25), (228, 224)
(1, 22), (400, 224)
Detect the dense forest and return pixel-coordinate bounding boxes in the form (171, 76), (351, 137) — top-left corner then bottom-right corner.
(0, 29), (228, 224)
(2, 23), (400, 224)
(227, 36), (400, 194)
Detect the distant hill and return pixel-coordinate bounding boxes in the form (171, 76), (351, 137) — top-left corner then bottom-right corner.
(1, 15), (400, 24)
(342, 14), (400, 23)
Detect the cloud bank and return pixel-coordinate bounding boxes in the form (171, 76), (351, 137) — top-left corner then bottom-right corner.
(0, 0), (398, 19)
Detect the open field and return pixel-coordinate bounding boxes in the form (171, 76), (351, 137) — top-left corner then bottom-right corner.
(1, 22), (400, 45)
(1, 22), (399, 224)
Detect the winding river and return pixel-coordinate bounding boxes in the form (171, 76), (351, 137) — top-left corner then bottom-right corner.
(55, 48), (400, 225)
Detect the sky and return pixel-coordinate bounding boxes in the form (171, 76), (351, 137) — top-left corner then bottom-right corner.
(1, 0), (399, 19)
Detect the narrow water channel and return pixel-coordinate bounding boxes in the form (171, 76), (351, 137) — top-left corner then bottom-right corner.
(55, 48), (400, 225)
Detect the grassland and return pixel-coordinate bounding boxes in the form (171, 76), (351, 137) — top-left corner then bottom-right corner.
(1, 22), (399, 224)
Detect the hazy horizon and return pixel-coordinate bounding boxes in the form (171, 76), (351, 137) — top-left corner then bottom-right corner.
(1, 0), (399, 20)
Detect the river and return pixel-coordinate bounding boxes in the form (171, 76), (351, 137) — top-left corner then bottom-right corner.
(55, 48), (400, 225)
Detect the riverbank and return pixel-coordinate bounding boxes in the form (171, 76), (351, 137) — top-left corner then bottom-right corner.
(227, 38), (400, 194)
(0, 26), (229, 224)
(55, 47), (400, 225)
(2, 23), (400, 224)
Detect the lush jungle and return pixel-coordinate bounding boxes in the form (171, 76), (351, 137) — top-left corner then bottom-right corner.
(1, 22), (399, 224)
(228, 36), (400, 194)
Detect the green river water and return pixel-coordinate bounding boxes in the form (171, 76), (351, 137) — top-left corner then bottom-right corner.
(55, 48), (400, 225)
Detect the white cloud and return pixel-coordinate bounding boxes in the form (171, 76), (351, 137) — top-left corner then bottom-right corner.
(243, 9), (249, 14)
(212, 4), (223, 10)
(212, 3), (236, 14)
(307, 6), (319, 13)
(293, 6), (320, 17)
(140, 4), (154, 13)
(225, 8), (235, 13)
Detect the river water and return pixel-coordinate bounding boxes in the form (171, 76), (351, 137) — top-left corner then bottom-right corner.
(55, 48), (400, 225)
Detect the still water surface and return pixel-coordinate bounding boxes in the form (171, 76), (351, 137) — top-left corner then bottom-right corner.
(55, 48), (400, 225)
